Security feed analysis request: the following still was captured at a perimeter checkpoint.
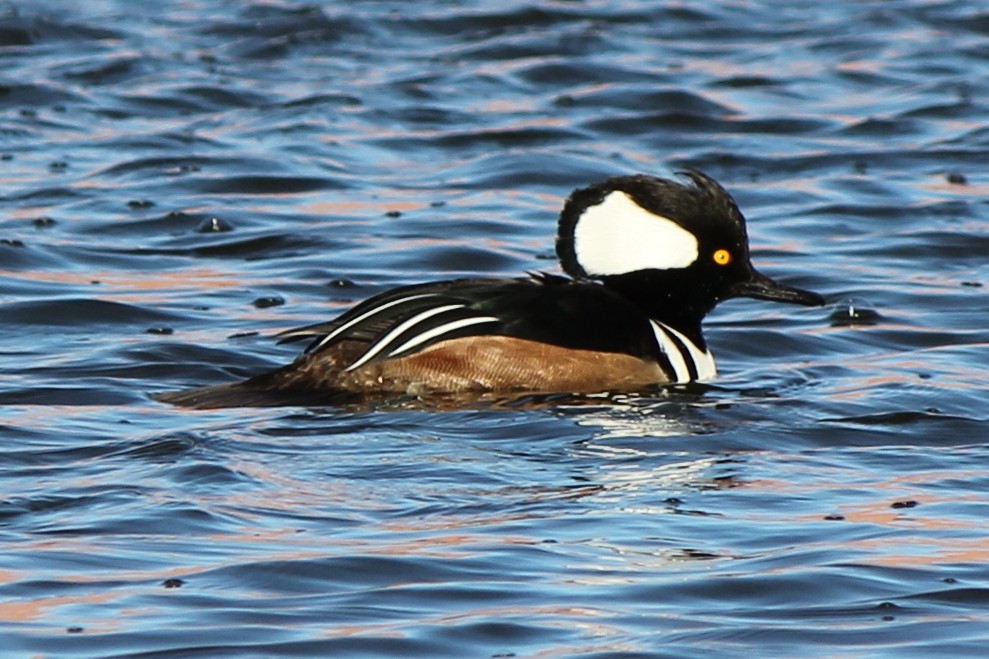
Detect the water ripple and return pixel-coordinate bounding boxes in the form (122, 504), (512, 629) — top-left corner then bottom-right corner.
(1, 0), (988, 656)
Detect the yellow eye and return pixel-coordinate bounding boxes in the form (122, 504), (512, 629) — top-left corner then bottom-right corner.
(712, 249), (732, 266)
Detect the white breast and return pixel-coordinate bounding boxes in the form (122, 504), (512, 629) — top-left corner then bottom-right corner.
(649, 320), (717, 383)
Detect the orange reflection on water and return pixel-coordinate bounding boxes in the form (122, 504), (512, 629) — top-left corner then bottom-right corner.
(296, 198), (422, 218)
(0, 266), (238, 293)
(749, 462), (989, 568)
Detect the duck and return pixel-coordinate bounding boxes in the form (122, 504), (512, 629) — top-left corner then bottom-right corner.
(155, 169), (824, 408)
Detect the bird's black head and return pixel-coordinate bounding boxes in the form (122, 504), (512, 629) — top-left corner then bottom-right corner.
(556, 169), (824, 337)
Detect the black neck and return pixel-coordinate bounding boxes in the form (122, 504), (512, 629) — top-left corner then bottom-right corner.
(598, 271), (714, 350)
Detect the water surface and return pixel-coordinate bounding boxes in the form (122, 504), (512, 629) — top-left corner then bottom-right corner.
(1, 1), (988, 656)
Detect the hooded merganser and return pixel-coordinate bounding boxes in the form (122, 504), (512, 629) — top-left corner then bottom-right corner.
(156, 169), (824, 408)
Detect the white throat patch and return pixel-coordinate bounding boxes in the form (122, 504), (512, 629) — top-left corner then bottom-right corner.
(574, 190), (699, 275)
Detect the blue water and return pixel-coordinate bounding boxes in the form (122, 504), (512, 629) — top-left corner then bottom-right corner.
(2, 1), (988, 656)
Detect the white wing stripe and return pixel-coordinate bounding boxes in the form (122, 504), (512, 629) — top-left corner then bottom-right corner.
(311, 293), (440, 351)
(345, 304), (465, 371)
(386, 315), (499, 358)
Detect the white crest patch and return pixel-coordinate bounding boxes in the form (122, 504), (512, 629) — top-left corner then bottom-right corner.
(574, 191), (699, 275)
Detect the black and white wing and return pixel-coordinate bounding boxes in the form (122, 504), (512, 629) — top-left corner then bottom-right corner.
(277, 274), (682, 373)
(276, 279), (512, 371)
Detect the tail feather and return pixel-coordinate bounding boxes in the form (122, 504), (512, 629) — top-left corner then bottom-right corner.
(153, 382), (273, 409)
(152, 372), (357, 409)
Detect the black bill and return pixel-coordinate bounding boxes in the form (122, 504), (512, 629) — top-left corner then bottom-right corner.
(732, 269), (825, 306)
